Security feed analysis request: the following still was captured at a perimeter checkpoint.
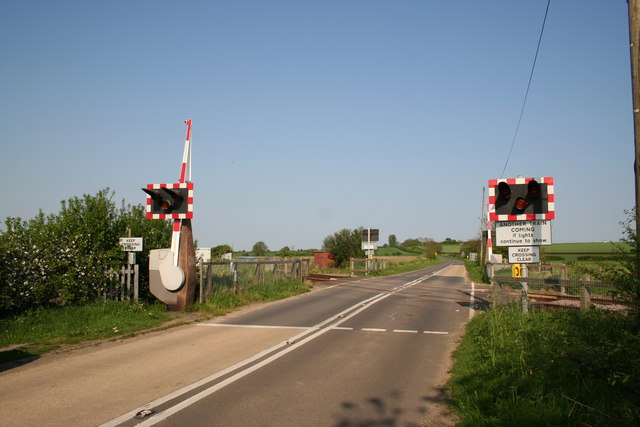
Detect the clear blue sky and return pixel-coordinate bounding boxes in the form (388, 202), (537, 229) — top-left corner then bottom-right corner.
(0, 0), (634, 251)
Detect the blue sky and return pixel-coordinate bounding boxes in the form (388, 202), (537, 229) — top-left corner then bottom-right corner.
(0, 0), (634, 251)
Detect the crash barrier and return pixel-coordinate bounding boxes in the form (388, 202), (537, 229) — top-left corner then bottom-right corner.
(349, 258), (387, 276)
(197, 258), (310, 303)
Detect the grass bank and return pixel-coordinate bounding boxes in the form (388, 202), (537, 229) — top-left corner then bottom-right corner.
(448, 304), (640, 425)
(0, 301), (170, 363)
(1, 277), (311, 365)
(189, 277), (310, 315)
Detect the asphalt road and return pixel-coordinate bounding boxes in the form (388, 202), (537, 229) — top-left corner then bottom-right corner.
(0, 259), (477, 427)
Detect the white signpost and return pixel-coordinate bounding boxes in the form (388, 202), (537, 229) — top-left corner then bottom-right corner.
(508, 246), (540, 264)
(495, 220), (552, 247)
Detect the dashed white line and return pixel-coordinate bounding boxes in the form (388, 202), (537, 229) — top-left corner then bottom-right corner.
(199, 324), (309, 330)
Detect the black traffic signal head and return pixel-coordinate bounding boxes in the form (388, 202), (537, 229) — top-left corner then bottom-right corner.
(489, 177), (555, 221)
(143, 183), (194, 219)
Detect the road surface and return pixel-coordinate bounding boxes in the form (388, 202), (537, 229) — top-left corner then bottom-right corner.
(0, 259), (478, 426)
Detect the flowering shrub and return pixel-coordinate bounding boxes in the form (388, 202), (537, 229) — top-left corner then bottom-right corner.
(0, 189), (172, 314)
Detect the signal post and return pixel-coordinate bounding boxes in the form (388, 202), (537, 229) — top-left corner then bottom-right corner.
(486, 176), (555, 312)
(142, 119), (197, 310)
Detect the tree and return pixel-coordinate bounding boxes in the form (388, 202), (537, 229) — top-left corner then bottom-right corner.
(388, 234), (398, 247)
(581, 211), (640, 321)
(461, 239), (481, 256)
(423, 240), (443, 259)
(0, 188), (172, 314)
(322, 228), (365, 268)
(212, 244), (233, 258)
(252, 241), (269, 256)
(277, 246), (293, 257)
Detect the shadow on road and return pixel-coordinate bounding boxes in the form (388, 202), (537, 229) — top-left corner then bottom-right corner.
(0, 348), (40, 372)
(333, 389), (457, 426)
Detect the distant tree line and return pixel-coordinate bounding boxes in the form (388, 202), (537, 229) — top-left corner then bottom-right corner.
(0, 189), (172, 315)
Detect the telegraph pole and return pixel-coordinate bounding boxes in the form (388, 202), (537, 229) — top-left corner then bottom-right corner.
(629, 0), (640, 223)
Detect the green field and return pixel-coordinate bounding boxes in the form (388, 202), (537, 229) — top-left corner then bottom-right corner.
(541, 242), (631, 263)
(545, 241), (629, 253)
(441, 243), (461, 254)
(375, 246), (420, 256)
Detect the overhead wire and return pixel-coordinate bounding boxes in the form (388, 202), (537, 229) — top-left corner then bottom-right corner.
(499, 0), (552, 178)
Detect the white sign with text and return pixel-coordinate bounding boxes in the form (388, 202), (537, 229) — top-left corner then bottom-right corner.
(119, 237), (143, 252)
(495, 220), (551, 246)
(508, 246), (540, 264)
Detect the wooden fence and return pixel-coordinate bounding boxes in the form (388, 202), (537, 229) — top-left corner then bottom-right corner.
(488, 263), (618, 312)
(198, 258), (310, 303)
(349, 258), (387, 276)
(103, 265), (140, 302)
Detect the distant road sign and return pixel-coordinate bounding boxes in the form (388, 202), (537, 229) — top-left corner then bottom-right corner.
(119, 237), (143, 252)
(361, 229), (379, 242)
(495, 220), (551, 246)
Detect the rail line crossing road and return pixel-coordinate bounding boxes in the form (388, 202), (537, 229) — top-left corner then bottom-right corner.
(0, 260), (478, 426)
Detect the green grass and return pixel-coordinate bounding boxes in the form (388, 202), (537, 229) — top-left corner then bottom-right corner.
(0, 301), (170, 362)
(464, 259), (489, 283)
(448, 305), (640, 426)
(375, 246), (420, 256)
(441, 243), (461, 254)
(545, 242), (630, 252)
(190, 276), (310, 315)
(1, 275), (311, 365)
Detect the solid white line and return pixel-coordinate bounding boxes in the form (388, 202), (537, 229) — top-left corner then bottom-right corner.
(103, 265), (453, 426)
(135, 292), (394, 426)
(101, 292), (387, 427)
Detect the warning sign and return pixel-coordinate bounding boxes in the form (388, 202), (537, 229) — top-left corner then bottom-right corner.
(495, 220), (551, 247)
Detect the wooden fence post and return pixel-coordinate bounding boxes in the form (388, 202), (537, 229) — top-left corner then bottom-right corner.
(521, 264), (529, 314)
(199, 260), (204, 303)
(134, 264), (139, 303)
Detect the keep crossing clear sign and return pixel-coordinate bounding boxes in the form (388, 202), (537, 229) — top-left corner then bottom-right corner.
(508, 246), (540, 264)
(119, 237), (143, 252)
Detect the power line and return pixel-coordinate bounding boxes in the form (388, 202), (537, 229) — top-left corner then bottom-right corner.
(500, 0), (552, 178)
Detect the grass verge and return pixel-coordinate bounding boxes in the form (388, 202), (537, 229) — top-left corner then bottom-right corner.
(190, 277), (311, 315)
(448, 304), (640, 426)
(463, 259), (489, 284)
(0, 277), (310, 365)
(0, 301), (170, 364)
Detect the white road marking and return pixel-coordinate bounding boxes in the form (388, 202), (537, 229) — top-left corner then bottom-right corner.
(361, 328), (387, 332)
(393, 329), (418, 333)
(423, 331), (449, 335)
(102, 265), (457, 426)
(198, 324), (308, 330)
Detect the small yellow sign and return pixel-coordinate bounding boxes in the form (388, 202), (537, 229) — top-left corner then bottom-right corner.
(512, 264), (522, 278)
